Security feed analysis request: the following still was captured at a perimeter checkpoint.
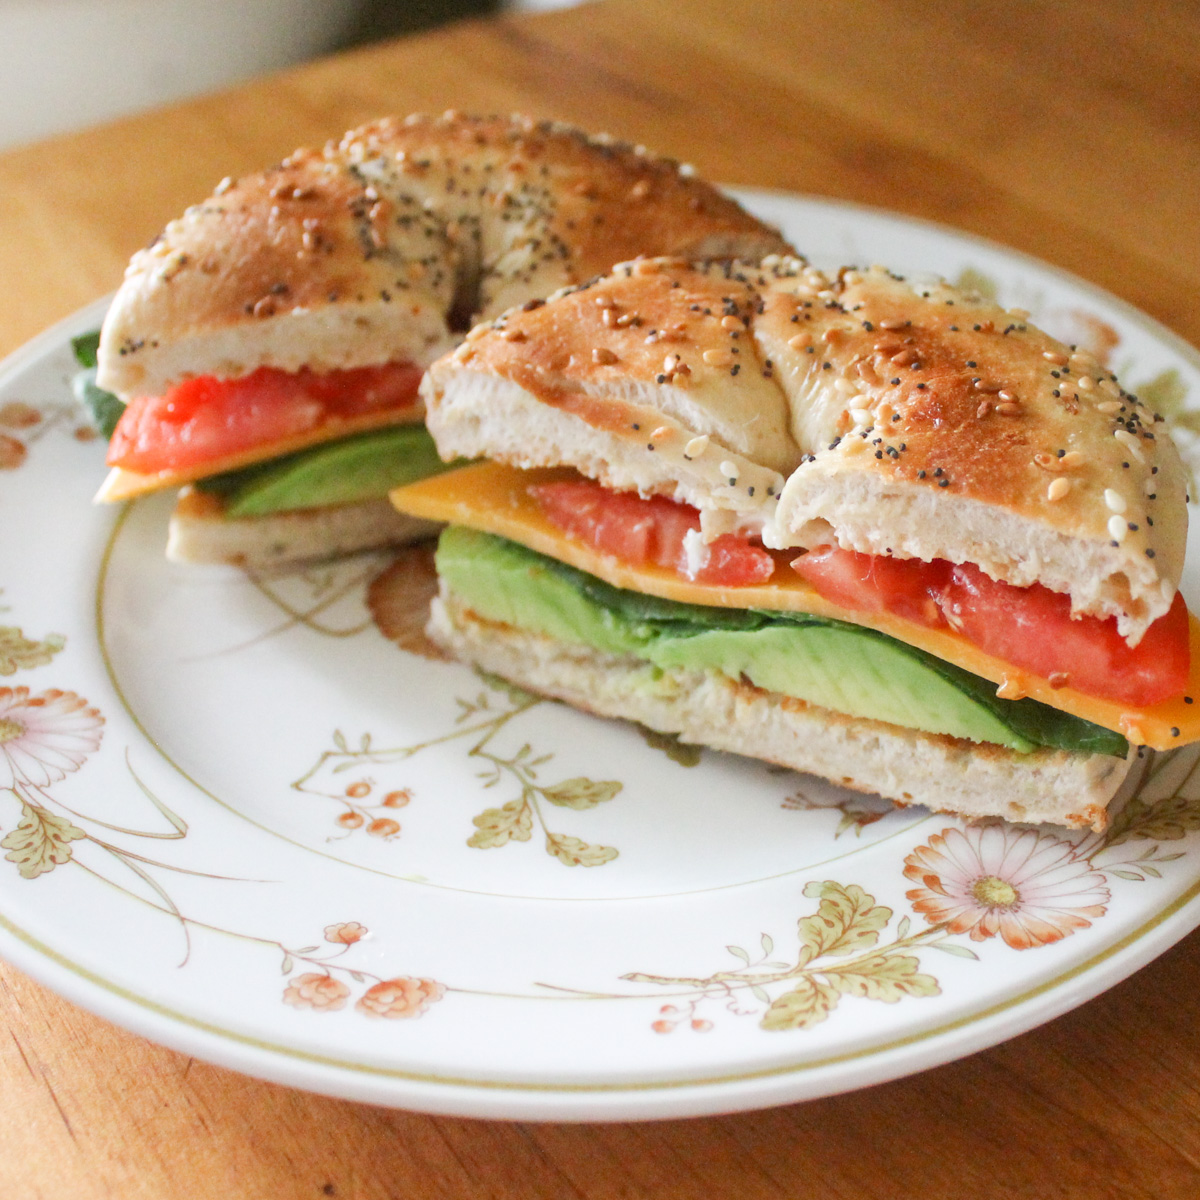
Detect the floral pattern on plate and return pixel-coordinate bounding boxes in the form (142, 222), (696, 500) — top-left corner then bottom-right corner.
(4, 194), (1200, 1120)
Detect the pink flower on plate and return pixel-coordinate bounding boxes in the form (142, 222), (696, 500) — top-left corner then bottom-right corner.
(324, 921), (368, 945)
(283, 973), (350, 1013)
(0, 688), (104, 789)
(356, 976), (445, 1019)
(903, 825), (1110, 950)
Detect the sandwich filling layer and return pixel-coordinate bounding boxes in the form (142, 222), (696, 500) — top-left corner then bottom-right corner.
(428, 592), (1131, 831)
(75, 335), (453, 518)
(391, 462), (1200, 749)
(436, 525), (1128, 757)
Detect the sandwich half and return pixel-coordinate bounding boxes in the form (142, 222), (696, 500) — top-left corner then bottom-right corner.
(90, 113), (790, 568)
(390, 256), (1199, 830)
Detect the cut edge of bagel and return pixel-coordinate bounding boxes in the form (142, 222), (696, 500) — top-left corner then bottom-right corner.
(166, 487), (441, 569)
(98, 296), (456, 399)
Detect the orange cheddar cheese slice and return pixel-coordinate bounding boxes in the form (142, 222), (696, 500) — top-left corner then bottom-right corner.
(392, 461), (1200, 751)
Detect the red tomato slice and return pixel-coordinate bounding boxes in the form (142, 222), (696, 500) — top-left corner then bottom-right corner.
(107, 362), (422, 474)
(941, 562), (1188, 707)
(792, 545), (1189, 706)
(531, 480), (775, 587)
(792, 545), (949, 627)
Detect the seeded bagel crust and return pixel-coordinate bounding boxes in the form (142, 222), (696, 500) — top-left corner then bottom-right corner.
(424, 257), (1188, 641)
(96, 113), (791, 399)
(428, 592), (1134, 831)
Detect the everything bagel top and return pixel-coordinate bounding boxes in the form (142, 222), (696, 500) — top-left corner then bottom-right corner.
(95, 112), (792, 400)
(422, 256), (1188, 644)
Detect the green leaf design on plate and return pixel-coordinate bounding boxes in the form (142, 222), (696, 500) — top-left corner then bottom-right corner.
(545, 833), (618, 867)
(761, 977), (842, 1031)
(1136, 369), (1190, 426)
(2, 803), (86, 878)
(540, 777), (622, 810)
(468, 797), (533, 848)
(954, 267), (999, 302)
(0, 626), (65, 675)
(797, 880), (892, 966)
(1105, 792), (1200, 847)
(824, 953), (940, 1002)
(637, 726), (703, 767)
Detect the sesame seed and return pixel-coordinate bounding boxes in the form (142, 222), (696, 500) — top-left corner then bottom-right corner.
(1114, 429), (1145, 461)
(1107, 515), (1128, 542)
(1048, 477), (1071, 502)
(684, 434), (710, 458)
(1043, 351), (1069, 365)
(592, 347), (618, 365)
(719, 460), (738, 479)
(1104, 489), (1127, 514)
(702, 348), (733, 367)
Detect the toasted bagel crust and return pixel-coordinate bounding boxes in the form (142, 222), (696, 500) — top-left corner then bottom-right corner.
(97, 113), (791, 399)
(424, 258), (1187, 640)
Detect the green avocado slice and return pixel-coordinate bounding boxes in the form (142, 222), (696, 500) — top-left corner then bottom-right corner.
(436, 525), (651, 657)
(194, 425), (457, 517)
(435, 526), (1128, 757)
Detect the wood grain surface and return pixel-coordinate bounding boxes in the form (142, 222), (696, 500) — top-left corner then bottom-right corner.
(2, 1), (1200, 1196)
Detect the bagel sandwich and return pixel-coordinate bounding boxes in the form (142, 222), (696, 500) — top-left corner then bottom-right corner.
(91, 112), (791, 568)
(390, 255), (1199, 830)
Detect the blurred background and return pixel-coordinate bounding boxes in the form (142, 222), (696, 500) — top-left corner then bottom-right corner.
(0, 0), (579, 151)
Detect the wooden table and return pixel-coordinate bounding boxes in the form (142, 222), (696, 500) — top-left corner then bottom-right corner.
(2, 1), (1199, 1195)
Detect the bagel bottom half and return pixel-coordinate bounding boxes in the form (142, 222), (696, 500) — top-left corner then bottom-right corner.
(428, 588), (1135, 831)
(168, 489), (441, 569)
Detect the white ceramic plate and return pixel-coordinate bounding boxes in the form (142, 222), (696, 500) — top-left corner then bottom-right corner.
(2, 192), (1200, 1122)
